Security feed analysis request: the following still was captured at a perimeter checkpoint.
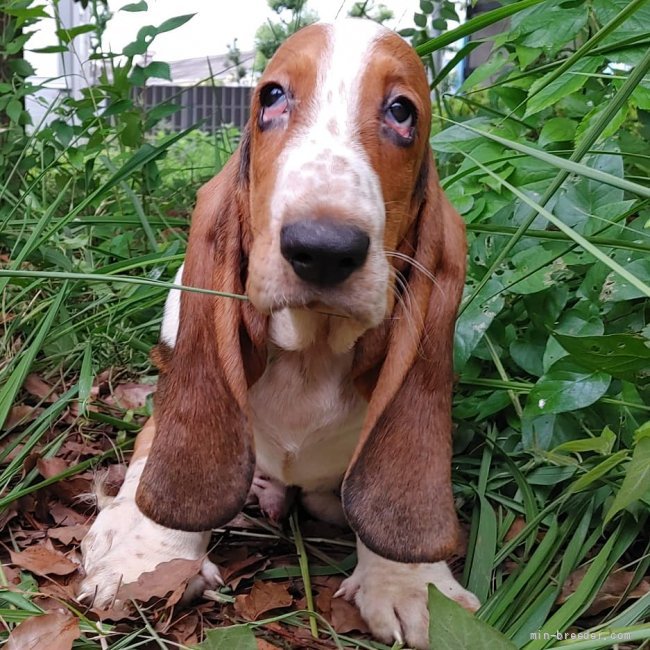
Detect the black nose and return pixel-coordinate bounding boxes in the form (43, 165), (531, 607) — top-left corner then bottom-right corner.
(280, 220), (370, 286)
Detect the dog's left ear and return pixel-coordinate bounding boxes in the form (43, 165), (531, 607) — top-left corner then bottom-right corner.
(136, 129), (267, 532)
(342, 148), (467, 563)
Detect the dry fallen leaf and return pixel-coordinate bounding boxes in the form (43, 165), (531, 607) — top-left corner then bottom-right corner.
(105, 382), (156, 410)
(7, 610), (80, 650)
(48, 524), (90, 545)
(116, 557), (203, 604)
(24, 374), (59, 402)
(3, 404), (42, 430)
(10, 544), (78, 577)
(314, 577), (369, 634)
(559, 565), (650, 614)
(235, 581), (294, 621)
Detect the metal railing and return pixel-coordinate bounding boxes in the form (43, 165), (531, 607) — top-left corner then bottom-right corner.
(135, 85), (253, 132)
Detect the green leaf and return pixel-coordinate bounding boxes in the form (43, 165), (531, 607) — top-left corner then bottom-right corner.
(6, 98), (23, 123)
(416, 0), (547, 57)
(56, 23), (96, 44)
(420, 0), (434, 13)
(454, 279), (505, 371)
(515, 44), (541, 69)
(142, 61), (171, 81)
(460, 50), (509, 92)
(505, 244), (573, 295)
(414, 12), (427, 28)
(121, 0), (148, 11)
(600, 259), (650, 302)
(605, 433), (650, 522)
(553, 426), (616, 455)
(430, 118), (492, 153)
(569, 450), (628, 493)
(428, 585), (516, 649)
(30, 44), (68, 54)
(539, 117), (576, 147)
(524, 360), (611, 418)
(156, 13), (195, 35)
(129, 61), (171, 85)
(196, 626), (257, 650)
(525, 57), (604, 117)
(576, 104), (627, 147)
(554, 333), (650, 382)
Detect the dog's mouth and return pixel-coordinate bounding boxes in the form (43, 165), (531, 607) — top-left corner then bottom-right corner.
(305, 300), (350, 319)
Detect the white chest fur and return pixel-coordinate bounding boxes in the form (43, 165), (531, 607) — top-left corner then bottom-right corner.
(248, 339), (366, 492)
(247, 308), (368, 491)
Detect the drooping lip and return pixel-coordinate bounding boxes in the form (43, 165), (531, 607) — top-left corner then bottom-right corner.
(249, 292), (382, 327)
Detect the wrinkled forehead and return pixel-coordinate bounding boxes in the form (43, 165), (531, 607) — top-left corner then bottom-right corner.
(261, 20), (430, 127)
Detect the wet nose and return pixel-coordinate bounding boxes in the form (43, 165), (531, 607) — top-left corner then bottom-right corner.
(280, 220), (370, 286)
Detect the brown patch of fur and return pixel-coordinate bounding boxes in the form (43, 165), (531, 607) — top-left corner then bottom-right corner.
(343, 159), (467, 563)
(136, 151), (265, 531)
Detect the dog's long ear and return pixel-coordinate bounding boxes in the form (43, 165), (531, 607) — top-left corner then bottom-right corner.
(136, 133), (266, 531)
(342, 149), (466, 563)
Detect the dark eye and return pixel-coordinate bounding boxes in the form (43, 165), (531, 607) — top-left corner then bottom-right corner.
(385, 97), (416, 141)
(259, 83), (289, 128)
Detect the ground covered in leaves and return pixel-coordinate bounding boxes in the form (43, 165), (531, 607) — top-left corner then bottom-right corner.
(1, 373), (390, 649)
(2, 373), (649, 649)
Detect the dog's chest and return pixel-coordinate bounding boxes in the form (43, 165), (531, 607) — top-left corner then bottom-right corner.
(248, 342), (366, 491)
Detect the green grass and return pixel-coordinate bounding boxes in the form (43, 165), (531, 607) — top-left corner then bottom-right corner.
(1, 0), (650, 648)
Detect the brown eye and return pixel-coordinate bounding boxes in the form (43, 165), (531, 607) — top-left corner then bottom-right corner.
(385, 97), (416, 141)
(260, 84), (289, 128)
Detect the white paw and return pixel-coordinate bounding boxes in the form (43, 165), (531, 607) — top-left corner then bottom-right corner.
(336, 541), (480, 650)
(78, 459), (217, 607)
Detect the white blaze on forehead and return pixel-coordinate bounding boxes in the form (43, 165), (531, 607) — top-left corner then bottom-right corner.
(319, 19), (386, 137)
(270, 19), (387, 233)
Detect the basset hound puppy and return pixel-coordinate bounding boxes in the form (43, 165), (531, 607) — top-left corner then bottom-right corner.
(78, 18), (479, 649)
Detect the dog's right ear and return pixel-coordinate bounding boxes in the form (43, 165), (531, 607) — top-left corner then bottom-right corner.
(136, 134), (266, 532)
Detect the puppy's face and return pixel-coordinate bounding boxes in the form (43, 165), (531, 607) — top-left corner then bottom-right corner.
(245, 20), (432, 345)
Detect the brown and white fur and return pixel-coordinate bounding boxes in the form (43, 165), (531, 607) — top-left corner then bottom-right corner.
(79, 19), (479, 649)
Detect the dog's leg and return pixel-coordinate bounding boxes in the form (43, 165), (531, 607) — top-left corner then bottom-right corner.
(78, 418), (221, 607)
(336, 539), (480, 650)
(300, 489), (347, 526)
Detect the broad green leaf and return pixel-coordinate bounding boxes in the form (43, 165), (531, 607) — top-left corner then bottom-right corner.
(593, 0), (650, 44)
(605, 434), (650, 522)
(454, 279), (505, 370)
(56, 23), (95, 43)
(515, 44), (541, 69)
(6, 98), (23, 123)
(525, 57), (604, 117)
(539, 117), (576, 147)
(195, 625), (257, 649)
(553, 333), (650, 381)
(121, 0), (148, 11)
(524, 360), (611, 418)
(576, 104), (627, 147)
(129, 61), (171, 85)
(543, 308), (604, 372)
(428, 585), (516, 649)
(505, 243), (573, 295)
(430, 118), (492, 153)
(553, 426), (616, 455)
(156, 13), (195, 35)
(600, 259), (650, 302)
(460, 51), (509, 92)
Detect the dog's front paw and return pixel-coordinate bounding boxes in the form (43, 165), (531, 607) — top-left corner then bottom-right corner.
(78, 460), (217, 607)
(336, 541), (479, 650)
